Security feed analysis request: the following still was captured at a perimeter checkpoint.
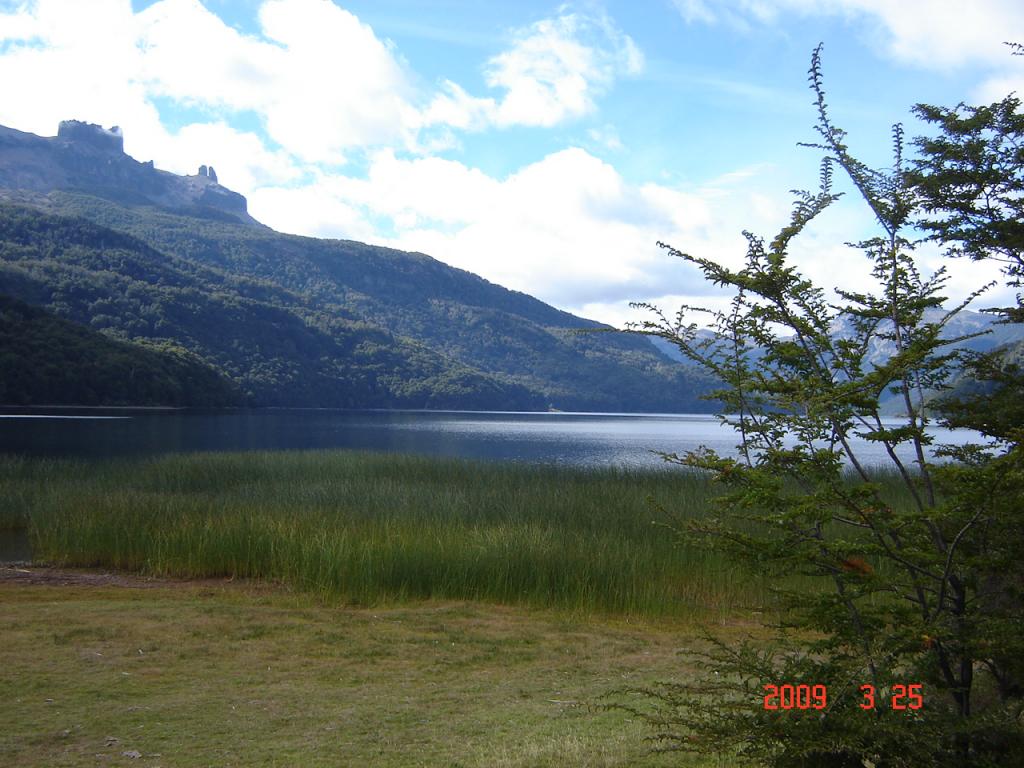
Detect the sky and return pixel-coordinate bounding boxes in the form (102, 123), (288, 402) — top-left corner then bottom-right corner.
(1, 0), (1023, 327)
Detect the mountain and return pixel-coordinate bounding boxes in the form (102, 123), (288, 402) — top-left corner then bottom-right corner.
(827, 309), (1024, 367)
(0, 120), (716, 412)
(937, 336), (1024, 432)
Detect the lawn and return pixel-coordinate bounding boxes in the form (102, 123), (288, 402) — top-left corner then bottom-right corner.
(0, 574), (749, 767)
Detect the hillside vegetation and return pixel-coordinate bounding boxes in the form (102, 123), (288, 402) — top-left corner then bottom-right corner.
(0, 195), (715, 410)
(0, 293), (237, 406)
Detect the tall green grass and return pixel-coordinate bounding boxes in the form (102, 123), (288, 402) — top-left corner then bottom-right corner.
(1, 450), (907, 618)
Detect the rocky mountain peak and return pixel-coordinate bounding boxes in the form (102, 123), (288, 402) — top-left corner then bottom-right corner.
(0, 120), (256, 225)
(57, 120), (125, 154)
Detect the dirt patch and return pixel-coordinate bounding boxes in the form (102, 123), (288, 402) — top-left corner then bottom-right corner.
(0, 565), (167, 588)
(0, 565), (294, 596)
(0, 563), (280, 590)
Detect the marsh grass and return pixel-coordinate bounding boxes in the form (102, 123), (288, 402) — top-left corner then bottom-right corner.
(2, 450), (917, 618)
(2, 451), (745, 617)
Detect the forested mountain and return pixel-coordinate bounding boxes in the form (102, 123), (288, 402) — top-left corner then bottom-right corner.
(0, 121), (716, 411)
(0, 293), (238, 406)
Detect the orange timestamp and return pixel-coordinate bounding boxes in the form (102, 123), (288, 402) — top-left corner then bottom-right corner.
(762, 683), (924, 711)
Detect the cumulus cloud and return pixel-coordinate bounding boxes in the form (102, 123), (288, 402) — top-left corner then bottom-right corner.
(972, 62), (1024, 104)
(586, 125), (624, 151)
(147, 121), (302, 191)
(671, 0), (717, 25)
(420, 10), (643, 132)
(419, 81), (495, 132)
(0, 0), (149, 139)
(670, 0), (1024, 146)
(135, 0), (417, 163)
(486, 12), (643, 126)
(0, 6), (37, 43)
(809, 0), (1024, 70)
(249, 184), (380, 242)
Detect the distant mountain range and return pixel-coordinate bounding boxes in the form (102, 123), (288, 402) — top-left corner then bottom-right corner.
(827, 310), (1024, 365)
(0, 120), (716, 411)
(648, 304), (1024, 416)
(650, 310), (1024, 364)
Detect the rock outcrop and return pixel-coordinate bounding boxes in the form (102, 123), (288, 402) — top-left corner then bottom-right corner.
(0, 121), (256, 225)
(57, 120), (124, 153)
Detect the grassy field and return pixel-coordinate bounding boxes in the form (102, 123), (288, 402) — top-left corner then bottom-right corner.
(2, 450), (776, 619)
(0, 577), (750, 767)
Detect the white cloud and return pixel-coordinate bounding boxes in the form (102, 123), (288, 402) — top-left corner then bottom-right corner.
(136, 0), (417, 163)
(136, 1), (646, 159)
(420, 81), (496, 132)
(972, 66), (1024, 104)
(674, 0), (1024, 70)
(249, 184), (378, 241)
(671, 0), (1024, 138)
(421, 10), (643, 131)
(671, 0), (716, 25)
(669, 0), (778, 32)
(486, 13), (643, 127)
(0, 6), (37, 42)
(1, 0), (642, 181)
(135, 0), (279, 112)
(0, 1), (304, 199)
(580, 293), (737, 331)
(0, 0), (148, 139)
(148, 121), (302, 192)
(815, 0), (1024, 70)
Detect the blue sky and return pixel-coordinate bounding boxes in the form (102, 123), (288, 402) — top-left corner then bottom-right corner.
(2, 0), (1023, 324)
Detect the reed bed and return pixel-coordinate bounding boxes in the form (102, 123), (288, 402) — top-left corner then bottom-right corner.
(1, 450), (910, 618)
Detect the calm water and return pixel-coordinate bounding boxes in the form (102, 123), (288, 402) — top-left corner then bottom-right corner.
(0, 408), (987, 469)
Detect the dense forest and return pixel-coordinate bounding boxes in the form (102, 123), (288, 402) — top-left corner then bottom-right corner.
(0, 293), (237, 406)
(0, 195), (716, 410)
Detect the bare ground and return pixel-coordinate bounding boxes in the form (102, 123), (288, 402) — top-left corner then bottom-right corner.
(0, 564), (251, 589)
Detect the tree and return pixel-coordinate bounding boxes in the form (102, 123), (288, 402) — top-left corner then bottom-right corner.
(906, 41), (1024, 748)
(909, 44), (1024, 322)
(906, 45), (1024, 436)
(617, 46), (1024, 766)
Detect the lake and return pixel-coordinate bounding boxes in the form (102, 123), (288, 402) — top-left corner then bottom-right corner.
(0, 408), (987, 469)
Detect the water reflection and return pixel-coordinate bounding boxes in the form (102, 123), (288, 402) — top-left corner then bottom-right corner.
(0, 408), (987, 469)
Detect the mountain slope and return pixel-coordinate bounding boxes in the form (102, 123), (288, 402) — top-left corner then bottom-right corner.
(0, 120), (716, 411)
(0, 204), (544, 408)
(0, 198), (715, 410)
(50, 190), (716, 409)
(0, 293), (238, 406)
